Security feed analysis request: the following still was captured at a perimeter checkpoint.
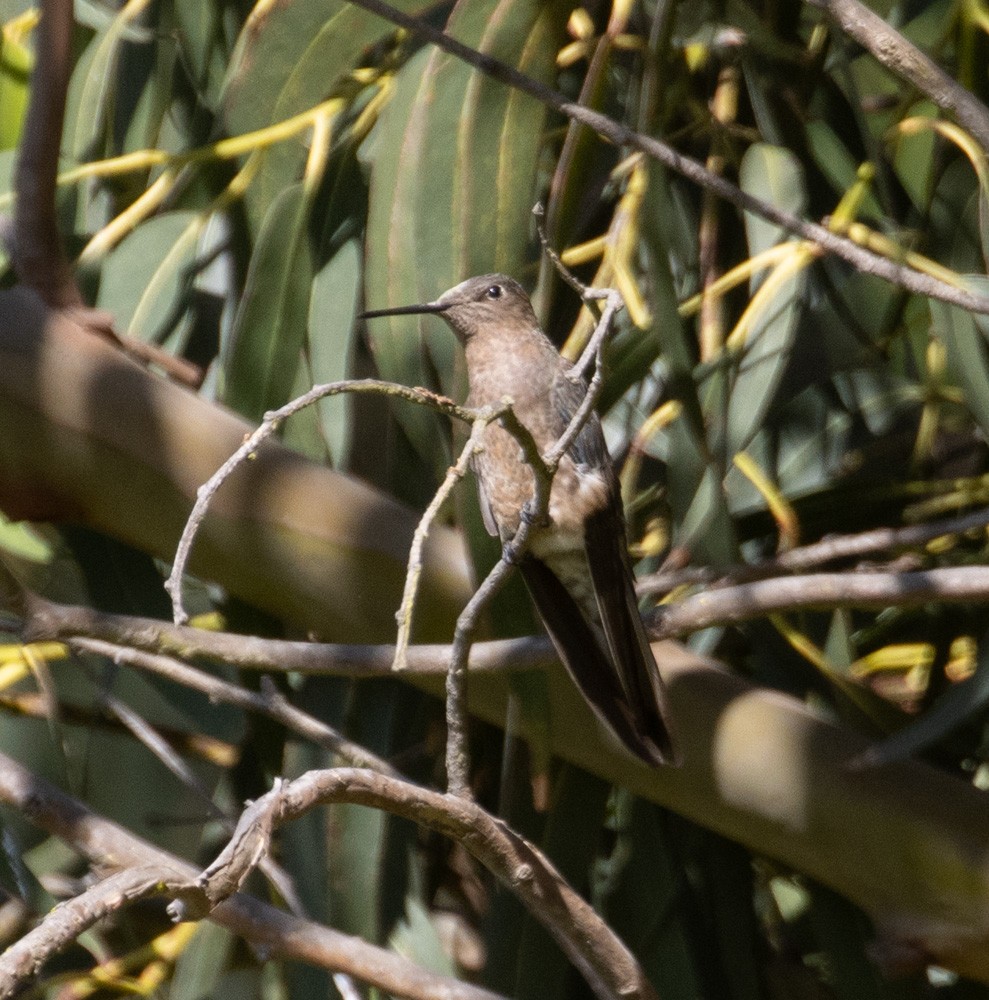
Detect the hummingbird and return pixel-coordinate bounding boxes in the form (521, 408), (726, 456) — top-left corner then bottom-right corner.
(361, 274), (675, 766)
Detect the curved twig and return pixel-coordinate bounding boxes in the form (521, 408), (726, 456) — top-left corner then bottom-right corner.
(0, 867), (200, 998)
(165, 378), (476, 624)
(279, 769), (659, 1000)
(0, 750), (508, 1000)
(394, 407), (504, 670)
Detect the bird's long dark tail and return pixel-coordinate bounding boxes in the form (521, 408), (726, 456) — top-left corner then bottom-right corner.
(519, 550), (676, 766)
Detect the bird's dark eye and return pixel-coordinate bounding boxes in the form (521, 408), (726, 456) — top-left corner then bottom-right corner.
(485, 284), (503, 300)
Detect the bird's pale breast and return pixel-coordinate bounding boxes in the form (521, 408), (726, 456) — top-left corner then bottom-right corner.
(465, 323), (611, 538)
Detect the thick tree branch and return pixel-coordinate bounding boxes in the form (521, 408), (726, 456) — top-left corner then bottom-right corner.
(0, 290), (473, 640)
(12, 0), (81, 306)
(15, 567), (989, 981)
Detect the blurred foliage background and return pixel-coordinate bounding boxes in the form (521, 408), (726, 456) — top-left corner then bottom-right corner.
(3, 0), (989, 997)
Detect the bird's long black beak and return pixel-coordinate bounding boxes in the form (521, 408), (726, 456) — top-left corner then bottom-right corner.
(360, 301), (449, 320)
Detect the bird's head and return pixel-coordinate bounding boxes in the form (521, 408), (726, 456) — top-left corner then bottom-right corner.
(361, 274), (538, 344)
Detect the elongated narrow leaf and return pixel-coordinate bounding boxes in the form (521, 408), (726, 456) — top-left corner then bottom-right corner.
(0, 26), (30, 150)
(309, 239), (361, 466)
(725, 266), (807, 454)
(96, 210), (200, 344)
(222, 1), (430, 134)
(364, 0), (568, 465)
(739, 143), (806, 260)
(934, 275), (989, 440)
(169, 922), (237, 1000)
(222, 1), (438, 227)
(727, 144), (808, 453)
(225, 183), (314, 420)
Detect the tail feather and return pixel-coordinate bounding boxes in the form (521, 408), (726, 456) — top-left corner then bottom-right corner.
(584, 508), (676, 764)
(519, 552), (674, 766)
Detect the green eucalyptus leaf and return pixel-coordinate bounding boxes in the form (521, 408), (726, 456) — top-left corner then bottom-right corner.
(933, 275), (989, 440)
(805, 120), (884, 219)
(693, 145), (810, 465)
(169, 922), (237, 1000)
(676, 462), (738, 565)
(308, 239), (361, 467)
(739, 143), (806, 259)
(222, 0), (437, 228)
(889, 109), (939, 213)
(723, 385), (853, 515)
(364, 0), (567, 466)
(0, 22), (30, 150)
(727, 144), (809, 454)
(596, 798), (708, 999)
(225, 182), (314, 420)
(170, 0), (229, 109)
(96, 210), (200, 343)
(223, 2), (413, 134)
(512, 766), (608, 1000)
(389, 898), (457, 976)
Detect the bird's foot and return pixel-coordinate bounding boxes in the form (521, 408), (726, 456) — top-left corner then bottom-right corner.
(501, 540), (523, 565)
(501, 503), (547, 565)
(519, 500), (549, 528)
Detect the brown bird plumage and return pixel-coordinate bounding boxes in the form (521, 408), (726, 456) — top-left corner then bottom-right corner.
(362, 274), (676, 765)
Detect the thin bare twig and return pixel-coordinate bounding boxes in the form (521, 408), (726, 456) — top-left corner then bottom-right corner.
(70, 636), (399, 776)
(344, 0), (989, 315)
(279, 768), (659, 1000)
(649, 566), (989, 638)
(0, 866), (200, 998)
(165, 378), (475, 624)
(444, 531), (526, 798)
(394, 409), (502, 670)
(21, 541), (989, 682)
(533, 202), (587, 299)
(0, 750), (508, 1000)
(17, 585), (555, 677)
(561, 290), (623, 413)
(637, 506), (989, 596)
